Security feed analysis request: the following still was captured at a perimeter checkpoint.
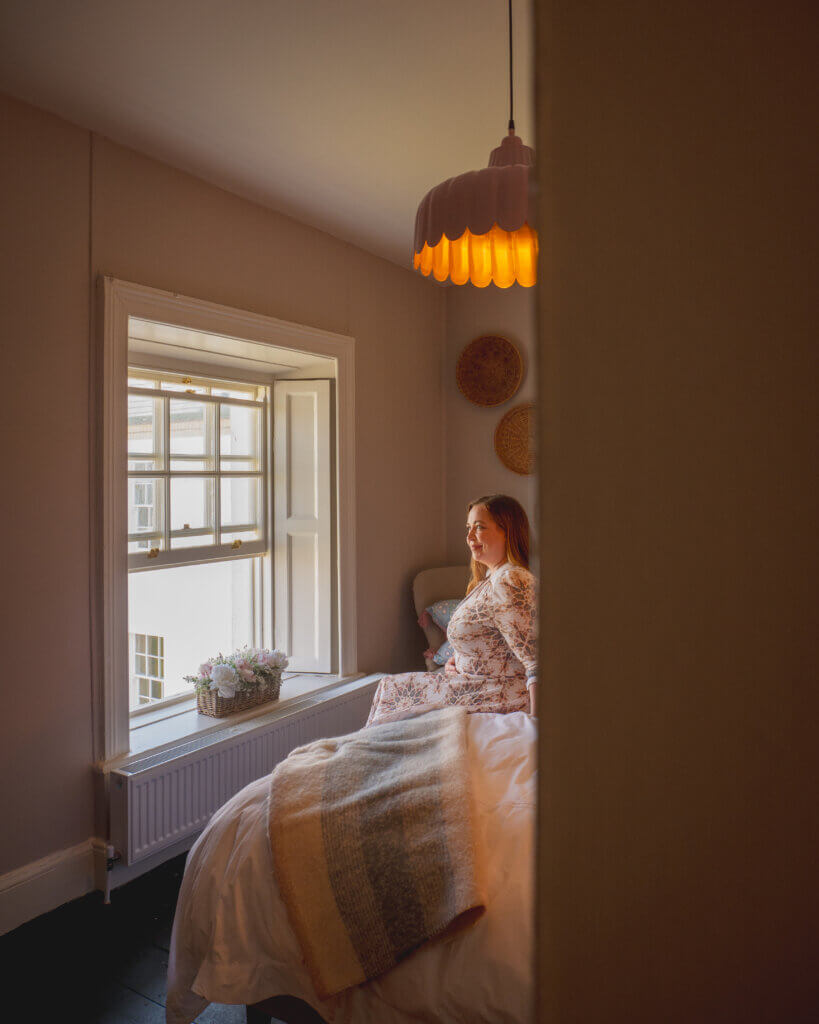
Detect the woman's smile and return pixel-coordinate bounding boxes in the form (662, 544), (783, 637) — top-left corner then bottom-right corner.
(466, 504), (507, 570)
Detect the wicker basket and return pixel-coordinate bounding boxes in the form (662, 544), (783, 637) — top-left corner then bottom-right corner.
(196, 676), (282, 718)
(455, 335), (523, 407)
(494, 402), (535, 475)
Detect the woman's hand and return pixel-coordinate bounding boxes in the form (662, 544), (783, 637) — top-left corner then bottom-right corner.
(444, 656), (457, 676)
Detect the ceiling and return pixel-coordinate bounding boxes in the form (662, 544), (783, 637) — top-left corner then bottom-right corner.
(0, 0), (534, 271)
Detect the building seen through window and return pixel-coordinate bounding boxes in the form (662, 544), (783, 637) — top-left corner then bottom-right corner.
(130, 632), (165, 706)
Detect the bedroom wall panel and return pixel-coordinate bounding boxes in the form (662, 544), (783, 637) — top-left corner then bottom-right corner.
(0, 95), (95, 876)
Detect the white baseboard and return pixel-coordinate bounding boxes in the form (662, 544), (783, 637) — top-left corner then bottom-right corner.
(0, 838), (103, 937)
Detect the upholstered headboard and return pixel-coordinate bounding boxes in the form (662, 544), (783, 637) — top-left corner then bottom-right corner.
(413, 565), (470, 670)
(412, 565), (470, 618)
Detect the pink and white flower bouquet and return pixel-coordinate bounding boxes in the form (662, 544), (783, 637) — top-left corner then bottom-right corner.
(185, 646), (289, 700)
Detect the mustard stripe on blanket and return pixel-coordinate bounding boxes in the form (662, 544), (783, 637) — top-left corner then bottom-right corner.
(268, 706), (486, 999)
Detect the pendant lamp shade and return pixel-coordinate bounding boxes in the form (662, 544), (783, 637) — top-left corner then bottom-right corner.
(413, 131), (538, 288)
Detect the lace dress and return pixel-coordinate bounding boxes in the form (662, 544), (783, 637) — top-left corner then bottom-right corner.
(366, 563), (537, 727)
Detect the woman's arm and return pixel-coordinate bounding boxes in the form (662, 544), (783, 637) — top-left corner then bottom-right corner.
(491, 567), (538, 703)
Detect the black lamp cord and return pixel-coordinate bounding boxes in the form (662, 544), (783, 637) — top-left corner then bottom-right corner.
(508, 0), (515, 132)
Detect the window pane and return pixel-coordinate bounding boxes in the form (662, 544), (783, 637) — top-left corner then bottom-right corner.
(170, 400), (210, 458)
(220, 404), (259, 458)
(128, 557), (260, 707)
(170, 458), (209, 472)
(221, 477), (261, 528)
(128, 395), (161, 459)
(220, 458), (258, 473)
(135, 654), (146, 675)
(151, 680), (163, 699)
(128, 476), (163, 551)
(170, 477), (213, 532)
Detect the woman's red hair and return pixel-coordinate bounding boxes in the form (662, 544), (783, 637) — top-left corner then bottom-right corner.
(465, 494), (530, 594)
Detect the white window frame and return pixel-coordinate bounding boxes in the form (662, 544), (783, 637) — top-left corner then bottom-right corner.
(95, 277), (357, 762)
(126, 369), (268, 569)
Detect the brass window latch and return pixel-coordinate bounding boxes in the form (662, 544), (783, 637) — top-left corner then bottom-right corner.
(231, 538), (242, 549)
(147, 547), (159, 559)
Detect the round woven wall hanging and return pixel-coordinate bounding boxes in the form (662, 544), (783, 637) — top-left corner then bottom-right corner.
(495, 402), (535, 475)
(456, 335), (523, 406)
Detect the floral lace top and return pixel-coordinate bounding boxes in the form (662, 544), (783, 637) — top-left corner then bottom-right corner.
(366, 563), (537, 727)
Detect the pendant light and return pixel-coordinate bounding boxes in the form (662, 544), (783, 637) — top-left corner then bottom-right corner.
(413, 0), (537, 288)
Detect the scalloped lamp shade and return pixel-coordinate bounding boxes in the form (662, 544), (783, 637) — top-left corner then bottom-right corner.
(413, 131), (538, 288)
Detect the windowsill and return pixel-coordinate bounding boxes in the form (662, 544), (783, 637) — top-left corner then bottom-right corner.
(104, 672), (379, 771)
(127, 671), (317, 729)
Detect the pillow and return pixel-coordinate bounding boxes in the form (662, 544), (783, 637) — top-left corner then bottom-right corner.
(424, 599), (461, 668)
(426, 599), (461, 631)
(432, 639), (454, 666)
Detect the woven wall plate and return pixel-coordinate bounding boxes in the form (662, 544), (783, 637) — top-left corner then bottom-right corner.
(495, 402), (535, 475)
(456, 335), (523, 406)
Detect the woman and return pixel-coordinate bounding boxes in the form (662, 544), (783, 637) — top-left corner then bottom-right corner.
(366, 494), (537, 727)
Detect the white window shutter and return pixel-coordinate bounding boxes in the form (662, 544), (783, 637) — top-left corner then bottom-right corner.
(273, 380), (333, 672)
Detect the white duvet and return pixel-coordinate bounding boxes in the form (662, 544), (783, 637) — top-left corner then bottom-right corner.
(166, 711), (536, 1024)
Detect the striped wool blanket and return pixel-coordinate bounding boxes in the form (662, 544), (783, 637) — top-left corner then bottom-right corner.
(267, 706), (485, 999)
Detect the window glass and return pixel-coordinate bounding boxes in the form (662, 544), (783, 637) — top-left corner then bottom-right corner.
(128, 477), (164, 552)
(128, 395), (162, 466)
(170, 477), (213, 533)
(128, 558), (260, 708)
(170, 400), (210, 458)
(220, 404), (260, 458)
(221, 477), (261, 528)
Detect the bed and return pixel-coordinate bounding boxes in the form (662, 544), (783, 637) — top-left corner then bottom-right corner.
(166, 709), (535, 1024)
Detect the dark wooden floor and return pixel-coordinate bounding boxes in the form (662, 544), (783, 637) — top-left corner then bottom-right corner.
(0, 852), (276, 1023)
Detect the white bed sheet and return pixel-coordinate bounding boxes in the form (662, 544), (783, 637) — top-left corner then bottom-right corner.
(166, 711), (535, 1024)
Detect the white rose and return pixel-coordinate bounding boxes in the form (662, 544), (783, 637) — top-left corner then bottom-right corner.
(211, 663), (238, 698)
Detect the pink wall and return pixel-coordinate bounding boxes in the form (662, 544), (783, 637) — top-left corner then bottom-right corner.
(1, 93), (447, 874)
(444, 286), (537, 564)
(1, 97), (95, 875)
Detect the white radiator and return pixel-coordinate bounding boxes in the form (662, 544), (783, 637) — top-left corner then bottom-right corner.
(109, 677), (378, 866)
